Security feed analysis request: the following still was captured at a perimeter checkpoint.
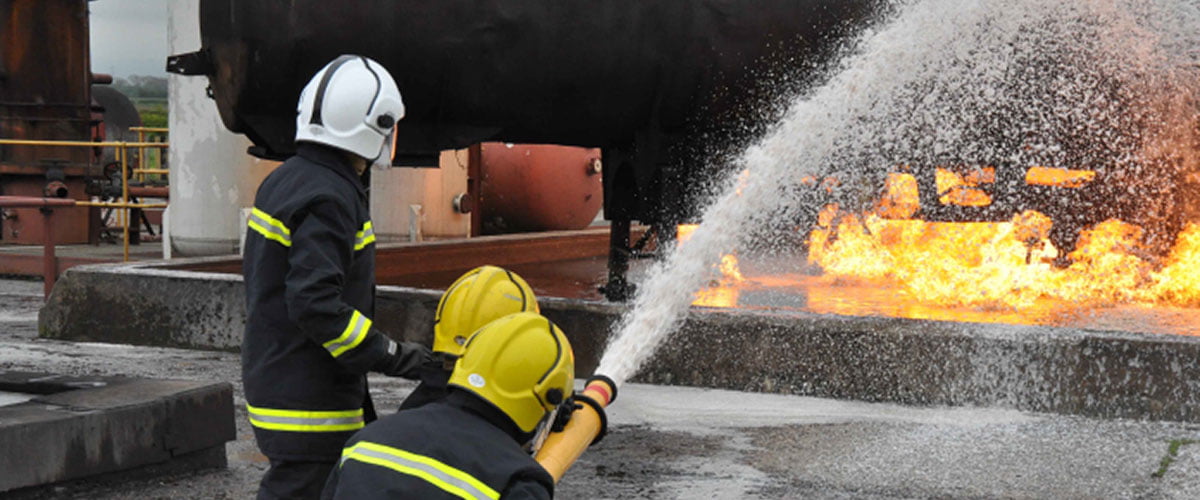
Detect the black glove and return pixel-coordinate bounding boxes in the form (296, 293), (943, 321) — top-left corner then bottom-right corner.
(375, 340), (434, 379)
(551, 396), (583, 433)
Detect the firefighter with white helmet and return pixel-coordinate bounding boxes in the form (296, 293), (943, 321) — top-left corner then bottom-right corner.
(323, 312), (575, 499)
(399, 265), (541, 411)
(242, 55), (432, 499)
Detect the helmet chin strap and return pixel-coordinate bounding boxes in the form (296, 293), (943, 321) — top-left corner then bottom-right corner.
(371, 126), (396, 170)
(369, 134), (387, 168)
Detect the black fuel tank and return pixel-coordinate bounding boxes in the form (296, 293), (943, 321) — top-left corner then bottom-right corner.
(187, 0), (882, 160)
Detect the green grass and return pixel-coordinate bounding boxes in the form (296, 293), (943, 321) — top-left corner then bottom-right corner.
(130, 98), (169, 172)
(1152, 439), (1198, 478)
(134, 98), (168, 129)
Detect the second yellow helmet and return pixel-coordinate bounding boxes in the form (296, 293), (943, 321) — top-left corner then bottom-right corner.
(448, 312), (575, 434)
(433, 266), (539, 355)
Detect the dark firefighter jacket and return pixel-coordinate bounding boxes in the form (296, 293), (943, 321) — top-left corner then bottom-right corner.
(243, 143), (395, 461)
(398, 359), (452, 411)
(323, 390), (554, 500)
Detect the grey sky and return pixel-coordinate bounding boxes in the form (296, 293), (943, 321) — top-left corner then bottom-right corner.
(89, 0), (169, 77)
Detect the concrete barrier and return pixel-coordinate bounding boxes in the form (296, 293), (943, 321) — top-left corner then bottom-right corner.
(0, 371), (235, 493)
(39, 258), (1200, 423)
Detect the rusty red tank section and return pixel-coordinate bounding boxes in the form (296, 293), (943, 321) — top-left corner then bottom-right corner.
(479, 144), (602, 234)
(0, 0), (98, 245)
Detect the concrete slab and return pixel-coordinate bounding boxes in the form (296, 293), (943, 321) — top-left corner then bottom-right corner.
(0, 370), (236, 493)
(38, 259), (1200, 424)
(3, 317), (1199, 499)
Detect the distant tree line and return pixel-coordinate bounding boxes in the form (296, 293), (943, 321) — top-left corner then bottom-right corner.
(111, 75), (168, 99)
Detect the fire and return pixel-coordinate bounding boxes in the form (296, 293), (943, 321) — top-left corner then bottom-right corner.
(936, 167), (993, 206)
(807, 170), (1200, 310)
(673, 163), (1199, 318)
(719, 254), (745, 283)
(1147, 224), (1200, 305)
(677, 224), (745, 307)
(1026, 166), (1096, 188)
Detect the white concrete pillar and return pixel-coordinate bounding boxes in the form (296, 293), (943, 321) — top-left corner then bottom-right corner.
(167, 0), (277, 257)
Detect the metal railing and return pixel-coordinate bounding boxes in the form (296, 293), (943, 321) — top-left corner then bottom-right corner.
(0, 195), (80, 298)
(0, 135), (170, 261)
(129, 126), (170, 180)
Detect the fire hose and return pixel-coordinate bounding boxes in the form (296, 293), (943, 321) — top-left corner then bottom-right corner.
(534, 375), (617, 482)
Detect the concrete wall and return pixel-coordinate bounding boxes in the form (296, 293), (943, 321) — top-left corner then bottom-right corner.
(39, 260), (1200, 423)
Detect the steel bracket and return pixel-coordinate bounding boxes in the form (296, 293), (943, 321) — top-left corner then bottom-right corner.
(166, 50), (214, 76)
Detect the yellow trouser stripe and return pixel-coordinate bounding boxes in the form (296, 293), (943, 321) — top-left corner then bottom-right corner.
(323, 310), (371, 358)
(354, 221), (376, 251)
(248, 207), (293, 247)
(246, 404), (364, 432)
(341, 441), (499, 500)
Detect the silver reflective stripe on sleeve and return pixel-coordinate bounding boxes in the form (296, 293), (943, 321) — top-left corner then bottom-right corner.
(247, 207), (293, 247)
(323, 310), (372, 358)
(354, 221), (376, 251)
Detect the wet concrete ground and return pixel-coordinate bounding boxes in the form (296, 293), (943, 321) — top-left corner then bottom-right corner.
(3, 278), (1200, 499)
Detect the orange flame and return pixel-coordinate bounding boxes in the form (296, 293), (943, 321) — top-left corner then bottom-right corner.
(676, 163), (1198, 319)
(677, 224), (744, 307)
(1026, 166), (1096, 188)
(936, 167), (993, 206)
(806, 170), (1199, 310)
(719, 254), (745, 283)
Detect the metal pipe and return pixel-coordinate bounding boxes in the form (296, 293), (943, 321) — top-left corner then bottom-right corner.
(75, 202), (168, 209)
(0, 196), (77, 208)
(0, 139), (168, 148)
(0, 197), (163, 209)
(121, 147), (130, 262)
(127, 186), (170, 198)
(0, 197), (76, 299)
(137, 128), (146, 179)
(42, 208), (56, 298)
(535, 375), (617, 482)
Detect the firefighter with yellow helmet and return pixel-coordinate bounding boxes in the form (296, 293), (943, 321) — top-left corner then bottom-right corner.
(398, 265), (540, 411)
(322, 311), (574, 499)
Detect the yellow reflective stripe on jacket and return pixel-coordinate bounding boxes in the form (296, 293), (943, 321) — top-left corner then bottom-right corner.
(323, 310), (371, 358)
(341, 441), (499, 500)
(354, 221), (376, 251)
(248, 207), (293, 247)
(246, 404), (364, 432)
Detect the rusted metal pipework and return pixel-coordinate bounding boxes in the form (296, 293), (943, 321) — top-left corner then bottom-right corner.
(0, 0), (107, 245)
(0, 195), (77, 297)
(0, 0), (94, 166)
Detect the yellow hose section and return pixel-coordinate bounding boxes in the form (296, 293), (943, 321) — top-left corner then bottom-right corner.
(534, 380), (614, 482)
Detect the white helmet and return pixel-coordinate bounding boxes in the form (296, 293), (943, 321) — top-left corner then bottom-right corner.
(295, 55), (405, 169)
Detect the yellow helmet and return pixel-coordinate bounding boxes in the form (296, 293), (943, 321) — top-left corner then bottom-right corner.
(448, 312), (575, 434)
(434, 266), (539, 355)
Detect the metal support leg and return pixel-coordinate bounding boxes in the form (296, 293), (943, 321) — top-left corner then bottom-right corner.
(41, 207), (56, 299)
(602, 219), (633, 301)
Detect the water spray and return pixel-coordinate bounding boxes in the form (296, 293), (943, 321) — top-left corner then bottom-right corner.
(534, 375), (617, 482)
